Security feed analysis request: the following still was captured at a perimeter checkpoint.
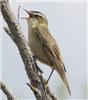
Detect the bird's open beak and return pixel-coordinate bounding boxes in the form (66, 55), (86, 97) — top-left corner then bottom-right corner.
(21, 9), (33, 19)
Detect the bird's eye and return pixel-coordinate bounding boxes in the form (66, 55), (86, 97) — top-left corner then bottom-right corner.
(36, 15), (39, 17)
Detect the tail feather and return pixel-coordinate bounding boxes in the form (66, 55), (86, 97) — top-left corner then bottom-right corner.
(56, 67), (71, 95)
(54, 60), (71, 95)
(62, 74), (71, 95)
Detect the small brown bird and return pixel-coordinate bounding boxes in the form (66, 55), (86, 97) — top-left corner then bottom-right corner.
(22, 9), (71, 95)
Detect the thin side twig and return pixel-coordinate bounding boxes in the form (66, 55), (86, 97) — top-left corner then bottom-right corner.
(27, 83), (42, 98)
(0, 79), (17, 100)
(17, 5), (21, 23)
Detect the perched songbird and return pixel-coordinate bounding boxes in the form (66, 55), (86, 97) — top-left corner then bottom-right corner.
(22, 9), (71, 95)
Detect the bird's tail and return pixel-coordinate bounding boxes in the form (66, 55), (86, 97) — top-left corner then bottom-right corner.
(54, 59), (71, 95)
(56, 67), (71, 95)
(61, 73), (71, 95)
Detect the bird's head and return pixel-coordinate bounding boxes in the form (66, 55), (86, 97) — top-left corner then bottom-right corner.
(22, 9), (48, 27)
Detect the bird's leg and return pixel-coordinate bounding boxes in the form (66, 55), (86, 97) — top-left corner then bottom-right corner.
(45, 69), (54, 84)
(33, 55), (54, 84)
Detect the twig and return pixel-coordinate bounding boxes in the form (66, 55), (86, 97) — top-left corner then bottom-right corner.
(0, 79), (17, 100)
(27, 83), (42, 98)
(17, 5), (21, 23)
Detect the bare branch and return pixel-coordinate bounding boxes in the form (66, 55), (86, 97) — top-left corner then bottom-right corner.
(0, 79), (17, 100)
(1, 1), (48, 100)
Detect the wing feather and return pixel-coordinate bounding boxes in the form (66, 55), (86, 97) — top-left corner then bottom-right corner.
(35, 27), (66, 74)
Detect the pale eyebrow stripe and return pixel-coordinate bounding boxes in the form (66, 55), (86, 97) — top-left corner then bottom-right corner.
(33, 12), (46, 18)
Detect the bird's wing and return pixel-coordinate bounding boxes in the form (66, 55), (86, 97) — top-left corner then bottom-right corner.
(35, 27), (66, 74)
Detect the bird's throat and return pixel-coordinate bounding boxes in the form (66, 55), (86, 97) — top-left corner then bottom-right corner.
(27, 19), (38, 29)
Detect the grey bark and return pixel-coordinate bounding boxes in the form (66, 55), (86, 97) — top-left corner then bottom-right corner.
(0, 79), (17, 100)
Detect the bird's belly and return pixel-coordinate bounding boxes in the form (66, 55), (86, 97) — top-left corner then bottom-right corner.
(29, 37), (51, 65)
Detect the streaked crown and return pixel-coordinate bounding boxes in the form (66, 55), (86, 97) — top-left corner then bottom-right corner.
(29, 11), (48, 25)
